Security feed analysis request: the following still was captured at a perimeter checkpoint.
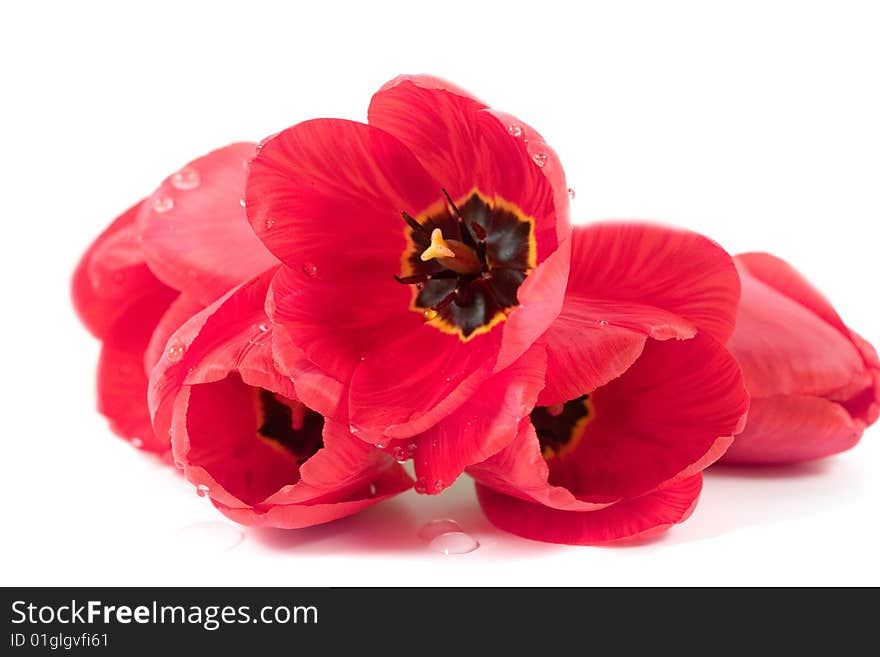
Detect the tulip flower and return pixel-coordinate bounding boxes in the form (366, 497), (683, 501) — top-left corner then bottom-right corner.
(720, 253), (879, 464)
(247, 75), (571, 491)
(148, 270), (413, 527)
(469, 224), (750, 544)
(72, 143), (277, 451)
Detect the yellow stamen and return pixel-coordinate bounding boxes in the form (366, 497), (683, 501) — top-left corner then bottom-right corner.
(420, 228), (455, 261)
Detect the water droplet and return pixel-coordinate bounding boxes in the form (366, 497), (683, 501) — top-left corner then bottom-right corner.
(407, 442), (418, 454)
(166, 340), (186, 362)
(428, 531), (480, 555)
(239, 197), (246, 208)
(196, 484), (210, 497)
(170, 166), (200, 190)
(257, 322), (269, 332)
(418, 519), (462, 542)
(130, 437), (144, 449)
(152, 195), (174, 214)
(599, 319), (609, 326)
(433, 479), (444, 493)
(414, 478), (427, 494)
(532, 152), (548, 168)
(568, 187), (576, 200)
(376, 442), (386, 449)
(350, 426), (360, 435)
(392, 446), (408, 463)
(507, 124), (523, 138)
(416, 282), (425, 290)
(423, 309), (438, 320)
(430, 439), (439, 448)
(111, 271), (126, 284)
(264, 218), (276, 230)
(369, 484), (377, 496)
(301, 262), (318, 277)
(174, 522), (244, 554)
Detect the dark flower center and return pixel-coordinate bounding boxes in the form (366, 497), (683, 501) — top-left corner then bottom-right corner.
(395, 189), (536, 340)
(256, 389), (325, 464)
(530, 394), (593, 459)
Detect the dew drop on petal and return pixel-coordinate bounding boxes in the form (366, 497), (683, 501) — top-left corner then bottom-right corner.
(428, 531), (480, 555)
(417, 519), (462, 542)
(264, 218), (276, 230)
(414, 478), (428, 494)
(407, 442), (418, 454)
(301, 262), (318, 277)
(369, 484), (377, 496)
(166, 340), (186, 362)
(392, 446), (408, 463)
(532, 152), (548, 168)
(152, 195), (174, 214)
(130, 437), (144, 449)
(257, 322), (270, 332)
(170, 166), (200, 190)
(433, 479), (444, 493)
(599, 319), (609, 326)
(375, 442), (385, 449)
(196, 484), (210, 497)
(568, 187), (576, 200)
(174, 522), (244, 554)
(423, 309), (438, 320)
(507, 124), (523, 138)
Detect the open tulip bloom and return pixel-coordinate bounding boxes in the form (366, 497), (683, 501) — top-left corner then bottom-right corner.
(72, 74), (878, 545)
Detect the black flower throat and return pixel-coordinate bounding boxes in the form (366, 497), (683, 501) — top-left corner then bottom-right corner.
(395, 189), (537, 340)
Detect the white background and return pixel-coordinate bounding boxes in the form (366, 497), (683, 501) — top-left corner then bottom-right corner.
(1, 0), (878, 586)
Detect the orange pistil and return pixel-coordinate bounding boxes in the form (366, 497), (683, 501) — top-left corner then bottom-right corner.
(419, 228), (483, 275)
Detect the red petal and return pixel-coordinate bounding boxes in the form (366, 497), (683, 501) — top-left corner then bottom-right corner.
(267, 255), (420, 383)
(409, 344), (547, 493)
(735, 252), (848, 334)
(139, 143), (278, 304)
(475, 475), (703, 545)
(213, 464), (413, 529)
(729, 262), (868, 399)
(562, 223), (740, 343)
(270, 319), (347, 421)
(720, 394), (863, 464)
(367, 76), (488, 202)
(72, 201), (171, 339)
(347, 325), (501, 442)
(539, 318), (646, 407)
(249, 118), (439, 380)
(554, 334), (748, 501)
(496, 236), (571, 374)
(468, 420), (610, 512)
(143, 293), (204, 373)
(148, 268), (405, 525)
(368, 76), (566, 261)
(97, 286), (178, 452)
(247, 118), (439, 271)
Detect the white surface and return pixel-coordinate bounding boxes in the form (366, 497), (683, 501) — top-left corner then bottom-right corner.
(1, 1), (878, 586)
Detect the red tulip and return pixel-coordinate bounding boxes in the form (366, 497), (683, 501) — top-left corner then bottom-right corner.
(720, 253), (879, 464)
(247, 75), (571, 491)
(148, 270), (413, 528)
(72, 143), (277, 451)
(469, 224), (749, 544)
